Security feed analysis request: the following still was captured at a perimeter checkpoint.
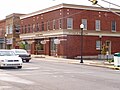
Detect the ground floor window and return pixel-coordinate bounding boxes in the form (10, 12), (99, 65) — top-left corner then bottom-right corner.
(96, 40), (101, 50)
(36, 40), (44, 51)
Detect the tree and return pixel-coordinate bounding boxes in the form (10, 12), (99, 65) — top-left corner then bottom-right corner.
(101, 44), (107, 55)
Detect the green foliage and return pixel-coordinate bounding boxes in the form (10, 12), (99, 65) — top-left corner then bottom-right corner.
(19, 42), (26, 49)
(101, 44), (107, 55)
(107, 59), (114, 63)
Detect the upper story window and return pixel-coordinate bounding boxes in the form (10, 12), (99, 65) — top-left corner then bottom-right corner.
(53, 20), (56, 30)
(32, 24), (35, 32)
(111, 21), (116, 32)
(67, 18), (73, 29)
(59, 19), (62, 29)
(36, 23), (39, 32)
(6, 26), (9, 34)
(21, 26), (23, 34)
(42, 22), (44, 31)
(15, 25), (20, 34)
(6, 25), (13, 34)
(47, 21), (50, 31)
(28, 24), (30, 33)
(82, 19), (87, 30)
(9, 24), (13, 34)
(96, 20), (100, 31)
(25, 25), (27, 33)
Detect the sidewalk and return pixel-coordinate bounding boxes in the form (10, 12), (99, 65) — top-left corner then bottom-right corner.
(31, 55), (120, 70)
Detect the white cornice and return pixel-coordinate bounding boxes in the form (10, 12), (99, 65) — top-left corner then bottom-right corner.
(20, 29), (120, 40)
(20, 4), (64, 19)
(86, 33), (120, 37)
(20, 3), (120, 19)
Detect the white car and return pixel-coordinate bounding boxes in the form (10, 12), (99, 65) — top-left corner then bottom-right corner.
(0, 49), (23, 69)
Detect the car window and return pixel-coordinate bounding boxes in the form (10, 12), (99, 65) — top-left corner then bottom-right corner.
(0, 51), (15, 56)
(14, 50), (27, 54)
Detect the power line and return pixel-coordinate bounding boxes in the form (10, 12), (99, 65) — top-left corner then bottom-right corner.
(89, 0), (120, 17)
(101, 0), (120, 8)
(97, 3), (120, 17)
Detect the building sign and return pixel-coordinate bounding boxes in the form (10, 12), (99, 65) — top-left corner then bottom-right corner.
(7, 38), (13, 44)
(54, 39), (60, 44)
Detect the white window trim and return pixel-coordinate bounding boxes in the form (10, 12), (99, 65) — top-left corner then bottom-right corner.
(111, 21), (116, 32)
(95, 20), (101, 31)
(82, 19), (87, 30)
(67, 18), (73, 29)
(59, 19), (62, 29)
(53, 20), (56, 30)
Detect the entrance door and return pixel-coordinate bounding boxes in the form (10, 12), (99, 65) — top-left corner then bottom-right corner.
(106, 40), (111, 54)
(50, 38), (56, 56)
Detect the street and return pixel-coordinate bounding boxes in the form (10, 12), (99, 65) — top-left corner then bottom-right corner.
(0, 57), (120, 90)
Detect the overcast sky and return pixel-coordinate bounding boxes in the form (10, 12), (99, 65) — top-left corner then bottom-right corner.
(0, 0), (120, 20)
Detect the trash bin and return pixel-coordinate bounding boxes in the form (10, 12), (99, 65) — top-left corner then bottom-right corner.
(114, 53), (120, 67)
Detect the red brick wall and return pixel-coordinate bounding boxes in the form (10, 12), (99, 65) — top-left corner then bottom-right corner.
(20, 6), (120, 58)
(64, 35), (120, 58)
(0, 20), (6, 37)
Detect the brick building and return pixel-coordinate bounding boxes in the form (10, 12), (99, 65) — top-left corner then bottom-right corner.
(5, 13), (24, 49)
(0, 19), (6, 49)
(20, 3), (120, 58)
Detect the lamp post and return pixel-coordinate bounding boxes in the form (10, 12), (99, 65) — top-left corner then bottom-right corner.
(80, 24), (84, 63)
(99, 35), (102, 60)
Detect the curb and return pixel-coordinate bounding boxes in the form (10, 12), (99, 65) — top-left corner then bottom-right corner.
(32, 55), (120, 70)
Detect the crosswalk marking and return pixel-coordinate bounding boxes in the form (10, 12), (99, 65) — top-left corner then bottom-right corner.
(0, 73), (34, 85)
(0, 86), (12, 89)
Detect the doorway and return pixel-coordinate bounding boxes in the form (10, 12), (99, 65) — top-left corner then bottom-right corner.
(105, 40), (111, 54)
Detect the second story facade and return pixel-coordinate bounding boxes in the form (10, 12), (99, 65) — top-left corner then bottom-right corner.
(20, 3), (120, 38)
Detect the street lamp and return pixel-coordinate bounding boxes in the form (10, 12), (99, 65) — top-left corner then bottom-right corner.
(99, 35), (102, 60)
(80, 24), (84, 63)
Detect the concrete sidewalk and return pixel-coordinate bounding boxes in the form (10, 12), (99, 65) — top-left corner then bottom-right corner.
(31, 55), (120, 70)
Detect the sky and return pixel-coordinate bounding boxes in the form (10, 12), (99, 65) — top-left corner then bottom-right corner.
(0, 0), (120, 20)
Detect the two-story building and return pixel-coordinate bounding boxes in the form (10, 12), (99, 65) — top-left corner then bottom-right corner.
(5, 13), (24, 49)
(20, 3), (120, 58)
(0, 19), (6, 49)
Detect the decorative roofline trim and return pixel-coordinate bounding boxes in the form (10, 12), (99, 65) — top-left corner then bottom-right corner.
(20, 3), (120, 19)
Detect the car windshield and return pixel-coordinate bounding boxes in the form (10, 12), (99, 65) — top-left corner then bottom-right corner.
(0, 51), (15, 56)
(15, 50), (27, 54)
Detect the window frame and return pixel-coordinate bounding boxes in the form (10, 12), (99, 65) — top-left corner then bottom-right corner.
(81, 19), (87, 30)
(95, 20), (101, 31)
(111, 20), (116, 32)
(67, 18), (73, 29)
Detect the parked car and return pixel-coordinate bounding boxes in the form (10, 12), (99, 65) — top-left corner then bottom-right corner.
(11, 49), (31, 62)
(0, 49), (22, 69)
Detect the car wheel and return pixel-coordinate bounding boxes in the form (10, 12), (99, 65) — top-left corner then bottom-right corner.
(18, 66), (22, 69)
(26, 60), (29, 62)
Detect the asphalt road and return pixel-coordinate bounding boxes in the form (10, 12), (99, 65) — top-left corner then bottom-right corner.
(0, 58), (120, 90)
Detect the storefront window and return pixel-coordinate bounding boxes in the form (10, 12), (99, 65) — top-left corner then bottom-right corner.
(36, 40), (44, 51)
